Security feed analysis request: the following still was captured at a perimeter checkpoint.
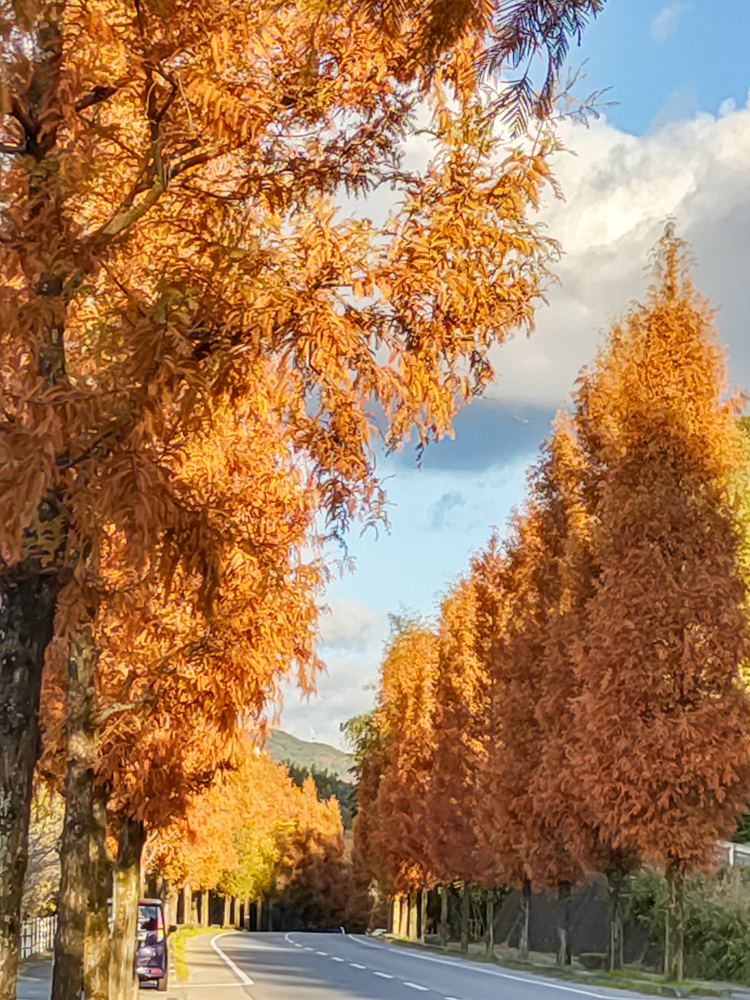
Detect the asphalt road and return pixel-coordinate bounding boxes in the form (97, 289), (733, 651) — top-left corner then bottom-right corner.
(173, 931), (684, 1000)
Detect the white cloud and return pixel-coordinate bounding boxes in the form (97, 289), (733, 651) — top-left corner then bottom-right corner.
(279, 599), (389, 748)
(317, 596), (386, 653)
(651, 3), (690, 41)
(490, 96), (750, 409)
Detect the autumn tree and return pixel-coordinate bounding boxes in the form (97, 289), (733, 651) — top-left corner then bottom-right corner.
(0, 0), (605, 993)
(373, 616), (438, 906)
(425, 577), (492, 952)
(570, 230), (750, 980)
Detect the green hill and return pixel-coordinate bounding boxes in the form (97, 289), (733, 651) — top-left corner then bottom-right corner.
(266, 730), (354, 783)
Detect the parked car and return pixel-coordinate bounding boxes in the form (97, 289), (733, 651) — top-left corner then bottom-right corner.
(136, 898), (173, 992)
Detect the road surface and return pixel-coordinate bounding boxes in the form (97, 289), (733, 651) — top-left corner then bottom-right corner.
(172, 931), (694, 1000)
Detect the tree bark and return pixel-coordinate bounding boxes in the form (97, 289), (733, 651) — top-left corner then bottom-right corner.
(460, 882), (470, 954)
(408, 892), (418, 940)
(664, 863), (684, 982)
(606, 868), (625, 972)
(0, 573), (59, 1000)
(85, 794), (111, 1000)
(165, 883), (179, 933)
(485, 891), (495, 957)
(109, 817), (146, 1000)
(556, 881), (572, 967)
(200, 889), (210, 927)
(518, 878), (531, 960)
(420, 889), (428, 942)
(222, 896), (230, 928)
(439, 885), (448, 947)
(182, 884), (193, 926)
(52, 624), (99, 1000)
(256, 897), (263, 932)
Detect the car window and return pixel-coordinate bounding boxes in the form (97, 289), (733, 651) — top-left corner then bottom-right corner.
(137, 905), (163, 945)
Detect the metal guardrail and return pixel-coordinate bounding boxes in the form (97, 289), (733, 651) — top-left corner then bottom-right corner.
(20, 915), (56, 959)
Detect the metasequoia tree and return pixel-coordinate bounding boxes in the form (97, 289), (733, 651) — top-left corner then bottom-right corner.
(368, 615), (438, 919)
(425, 577), (491, 952)
(570, 230), (750, 981)
(46, 382), (323, 1000)
(0, 0), (607, 990)
(519, 423), (593, 965)
(472, 503), (552, 960)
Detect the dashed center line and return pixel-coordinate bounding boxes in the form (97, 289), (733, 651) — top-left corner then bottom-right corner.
(316, 951), (328, 956)
(304, 946), (313, 951)
(331, 956), (344, 962)
(403, 984), (429, 992)
(350, 962), (366, 969)
(374, 971), (394, 979)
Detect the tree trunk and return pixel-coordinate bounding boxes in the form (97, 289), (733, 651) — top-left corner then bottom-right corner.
(664, 863), (684, 982)
(201, 890), (210, 927)
(0, 573), (59, 1000)
(485, 891), (495, 957)
(460, 882), (470, 954)
(606, 868), (625, 972)
(183, 884), (193, 926)
(256, 897), (263, 932)
(408, 892), (418, 940)
(556, 881), (572, 967)
(222, 896), (230, 928)
(85, 794), (111, 1000)
(439, 885), (448, 947)
(518, 878), (531, 960)
(109, 817), (146, 1000)
(165, 883), (179, 932)
(52, 624), (99, 1000)
(420, 889), (428, 942)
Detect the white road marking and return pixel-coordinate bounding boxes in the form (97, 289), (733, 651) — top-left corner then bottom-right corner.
(304, 946), (314, 951)
(352, 941), (636, 1000)
(295, 943), (302, 947)
(374, 972), (394, 979)
(403, 984), (429, 992)
(209, 934), (254, 987)
(331, 956), (345, 962)
(350, 962), (366, 969)
(316, 951), (328, 956)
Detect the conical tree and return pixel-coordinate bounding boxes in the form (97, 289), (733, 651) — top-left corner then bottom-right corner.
(571, 229), (750, 981)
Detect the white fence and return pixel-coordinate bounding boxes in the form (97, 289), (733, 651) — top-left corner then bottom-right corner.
(716, 840), (750, 868)
(20, 915), (56, 960)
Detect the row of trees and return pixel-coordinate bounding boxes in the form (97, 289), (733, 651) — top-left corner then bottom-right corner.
(0, 1), (606, 998)
(351, 232), (750, 981)
(147, 744), (367, 932)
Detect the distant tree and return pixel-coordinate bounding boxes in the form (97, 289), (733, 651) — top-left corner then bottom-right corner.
(285, 764), (356, 830)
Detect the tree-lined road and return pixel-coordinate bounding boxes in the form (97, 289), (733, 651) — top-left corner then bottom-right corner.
(175, 932), (674, 1000)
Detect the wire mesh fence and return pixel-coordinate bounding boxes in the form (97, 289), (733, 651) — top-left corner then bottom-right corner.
(20, 915), (56, 959)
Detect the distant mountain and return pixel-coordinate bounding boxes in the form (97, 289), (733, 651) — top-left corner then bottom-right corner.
(266, 730), (354, 783)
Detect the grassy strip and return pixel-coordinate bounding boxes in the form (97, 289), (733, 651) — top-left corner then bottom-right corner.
(381, 936), (727, 998)
(170, 927), (209, 982)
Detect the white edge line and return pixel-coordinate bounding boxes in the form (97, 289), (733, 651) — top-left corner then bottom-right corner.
(210, 933), (255, 986)
(350, 938), (644, 1000)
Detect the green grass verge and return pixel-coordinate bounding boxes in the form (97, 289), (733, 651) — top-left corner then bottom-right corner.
(170, 927), (209, 982)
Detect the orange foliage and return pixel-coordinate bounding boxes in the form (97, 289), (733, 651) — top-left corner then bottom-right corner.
(355, 232), (750, 911)
(569, 232), (750, 871)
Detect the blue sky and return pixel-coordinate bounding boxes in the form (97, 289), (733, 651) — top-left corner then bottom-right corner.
(279, 1), (750, 748)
